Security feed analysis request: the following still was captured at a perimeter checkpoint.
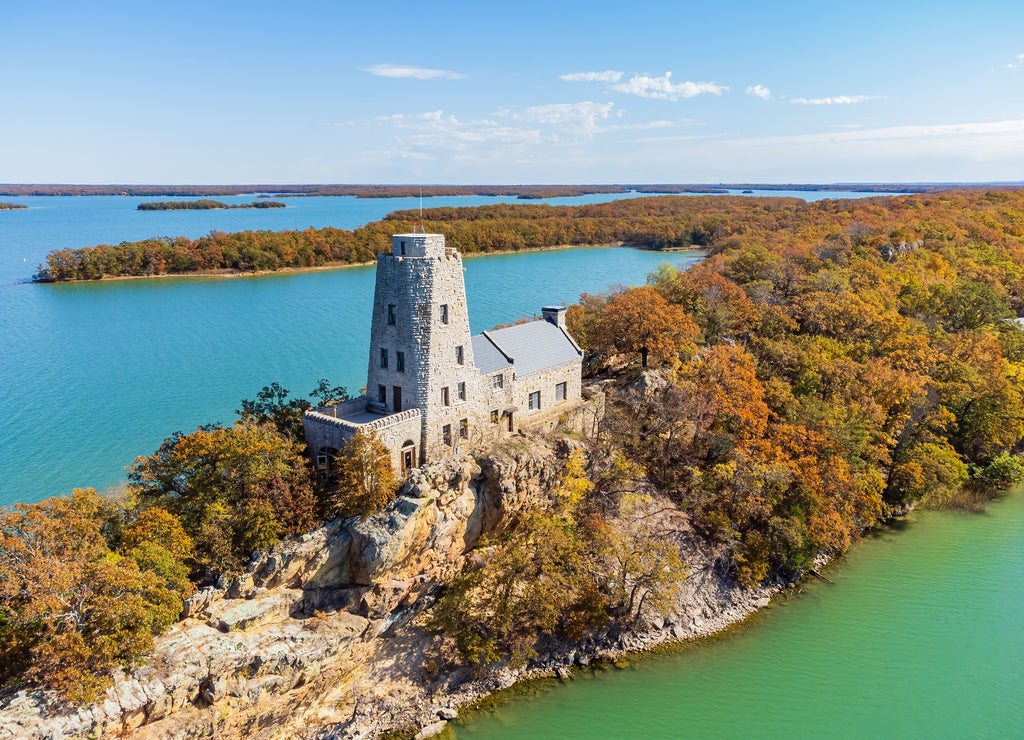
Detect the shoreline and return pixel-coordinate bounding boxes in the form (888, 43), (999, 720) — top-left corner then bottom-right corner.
(35, 242), (701, 285)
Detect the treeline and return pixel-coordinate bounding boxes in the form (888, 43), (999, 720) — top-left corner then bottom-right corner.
(1, 183), (971, 198)
(0, 202), (27, 209)
(40, 189), (1024, 281)
(137, 200), (286, 211)
(3, 184), (661, 198)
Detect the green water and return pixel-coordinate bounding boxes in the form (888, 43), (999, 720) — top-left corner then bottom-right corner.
(454, 493), (1024, 738)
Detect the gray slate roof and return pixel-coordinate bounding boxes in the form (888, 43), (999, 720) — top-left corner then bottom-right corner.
(471, 333), (513, 375)
(474, 320), (582, 377)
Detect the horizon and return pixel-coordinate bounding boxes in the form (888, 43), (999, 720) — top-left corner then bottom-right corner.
(3, 1), (1023, 183)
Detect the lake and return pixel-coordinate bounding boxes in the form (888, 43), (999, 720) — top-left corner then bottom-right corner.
(454, 489), (1024, 739)
(0, 189), (889, 507)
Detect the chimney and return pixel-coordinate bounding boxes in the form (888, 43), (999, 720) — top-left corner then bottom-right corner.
(542, 305), (567, 329)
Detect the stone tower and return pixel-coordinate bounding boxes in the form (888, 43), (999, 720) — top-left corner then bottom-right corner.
(365, 233), (477, 465)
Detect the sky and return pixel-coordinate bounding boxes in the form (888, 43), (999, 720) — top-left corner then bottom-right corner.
(2, 0), (1024, 184)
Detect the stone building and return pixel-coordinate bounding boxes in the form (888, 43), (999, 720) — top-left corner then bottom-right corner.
(304, 232), (584, 475)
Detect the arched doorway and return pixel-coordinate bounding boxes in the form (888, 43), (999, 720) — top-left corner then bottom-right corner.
(400, 440), (417, 473)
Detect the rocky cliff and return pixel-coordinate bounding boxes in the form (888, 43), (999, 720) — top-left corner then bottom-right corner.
(0, 435), (789, 739)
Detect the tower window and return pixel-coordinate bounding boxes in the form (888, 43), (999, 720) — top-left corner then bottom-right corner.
(441, 386), (450, 406)
(492, 373), (503, 389)
(396, 351), (405, 372)
(458, 381), (466, 401)
(556, 382), (567, 402)
(529, 390), (541, 411)
(378, 384), (386, 404)
(400, 240), (406, 255)
(459, 419), (469, 439)
(456, 345), (464, 365)
(443, 424), (452, 446)
(440, 304), (449, 324)
(388, 304), (396, 325)
(380, 348), (388, 368)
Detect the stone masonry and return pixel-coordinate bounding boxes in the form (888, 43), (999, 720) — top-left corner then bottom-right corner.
(304, 233), (583, 475)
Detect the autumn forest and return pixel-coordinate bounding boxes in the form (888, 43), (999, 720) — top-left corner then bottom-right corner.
(7, 190), (1024, 701)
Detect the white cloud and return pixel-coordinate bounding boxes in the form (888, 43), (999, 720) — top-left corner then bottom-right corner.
(512, 102), (615, 135)
(790, 95), (879, 105)
(746, 84), (772, 101)
(1008, 53), (1024, 69)
(560, 70), (623, 83)
(610, 72), (727, 101)
(365, 64), (465, 80)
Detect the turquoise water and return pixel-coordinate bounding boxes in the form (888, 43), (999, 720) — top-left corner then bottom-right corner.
(455, 491), (1024, 739)
(0, 245), (703, 507)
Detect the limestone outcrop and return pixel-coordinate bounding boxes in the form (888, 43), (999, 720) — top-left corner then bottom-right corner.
(0, 439), (562, 739)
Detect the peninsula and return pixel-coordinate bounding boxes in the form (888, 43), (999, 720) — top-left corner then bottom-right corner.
(6, 190), (1024, 738)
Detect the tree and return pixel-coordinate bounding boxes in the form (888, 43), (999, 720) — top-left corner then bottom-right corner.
(128, 421), (316, 575)
(310, 378), (350, 407)
(593, 285), (699, 368)
(237, 382), (311, 440)
(597, 493), (687, 621)
(332, 429), (399, 518)
(0, 490), (186, 702)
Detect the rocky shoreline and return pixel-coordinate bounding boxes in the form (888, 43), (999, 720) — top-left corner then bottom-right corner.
(0, 435), (805, 740)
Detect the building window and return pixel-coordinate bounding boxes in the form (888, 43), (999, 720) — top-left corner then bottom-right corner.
(440, 304), (449, 324)
(378, 384), (386, 404)
(380, 348), (388, 369)
(492, 373), (503, 389)
(443, 424), (452, 446)
(396, 351), (405, 372)
(456, 345), (464, 365)
(399, 240), (406, 255)
(460, 419), (469, 439)
(529, 390), (541, 411)
(388, 304), (396, 325)
(490, 409), (499, 424)
(458, 381), (466, 401)
(441, 386), (450, 406)
(556, 381), (567, 402)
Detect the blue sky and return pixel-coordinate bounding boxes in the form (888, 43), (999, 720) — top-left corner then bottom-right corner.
(2, 0), (1023, 184)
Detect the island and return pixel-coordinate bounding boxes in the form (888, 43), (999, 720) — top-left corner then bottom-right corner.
(0, 201), (28, 209)
(137, 199), (286, 211)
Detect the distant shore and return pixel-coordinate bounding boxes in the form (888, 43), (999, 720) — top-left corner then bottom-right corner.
(0, 182), (958, 198)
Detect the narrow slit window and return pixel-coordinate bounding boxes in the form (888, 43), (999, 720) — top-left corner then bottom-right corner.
(380, 348), (388, 369)
(442, 424), (452, 446)
(458, 381), (466, 401)
(377, 384), (386, 404)
(441, 386), (450, 406)
(440, 304), (449, 324)
(396, 351), (405, 372)
(387, 304), (396, 325)
(456, 345), (464, 365)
